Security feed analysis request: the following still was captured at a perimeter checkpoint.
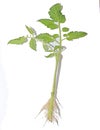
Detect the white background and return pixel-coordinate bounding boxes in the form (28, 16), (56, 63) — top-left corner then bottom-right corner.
(0, 0), (100, 129)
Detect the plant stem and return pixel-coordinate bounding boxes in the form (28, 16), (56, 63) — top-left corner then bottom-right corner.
(47, 22), (62, 122)
(58, 22), (62, 48)
(47, 54), (62, 122)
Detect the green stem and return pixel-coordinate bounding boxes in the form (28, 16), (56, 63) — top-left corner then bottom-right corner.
(58, 22), (62, 48)
(47, 22), (62, 121)
(48, 54), (61, 121)
(51, 55), (60, 98)
(62, 38), (67, 41)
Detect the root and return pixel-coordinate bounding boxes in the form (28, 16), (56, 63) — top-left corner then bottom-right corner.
(37, 98), (61, 124)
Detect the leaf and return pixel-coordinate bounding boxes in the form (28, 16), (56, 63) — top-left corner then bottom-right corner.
(43, 43), (49, 52)
(8, 36), (27, 44)
(43, 42), (55, 52)
(52, 34), (59, 39)
(66, 31), (87, 41)
(48, 3), (66, 23)
(54, 45), (66, 52)
(54, 45), (61, 51)
(45, 53), (55, 58)
(36, 33), (54, 43)
(38, 19), (58, 29)
(62, 27), (69, 32)
(29, 38), (36, 51)
(25, 25), (35, 35)
(63, 34), (68, 37)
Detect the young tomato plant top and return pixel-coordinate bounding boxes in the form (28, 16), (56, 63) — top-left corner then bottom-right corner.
(8, 3), (87, 125)
(8, 3), (87, 55)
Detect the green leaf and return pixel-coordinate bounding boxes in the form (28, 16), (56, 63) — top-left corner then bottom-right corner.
(38, 19), (58, 29)
(63, 34), (68, 37)
(48, 3), (66, 23)
(8, 36), (27, 44)
(25, 25), (35, 35)
(36, 33), (54, 43)
(45, 53), (55, 58)
(43, 42), (54, 52)
(43, 43), (50, 52)
(66, 31), (87, 41)
(54, 45), (61, 51)
(54, 45), (66, 52)
(52, 34), (59, 39)
(62, 27), (69, 32)
(29, 38), (36, 51)
(43, 43), (49, 52)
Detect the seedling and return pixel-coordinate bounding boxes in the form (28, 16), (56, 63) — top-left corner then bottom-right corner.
(8, 3), (87, 124)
